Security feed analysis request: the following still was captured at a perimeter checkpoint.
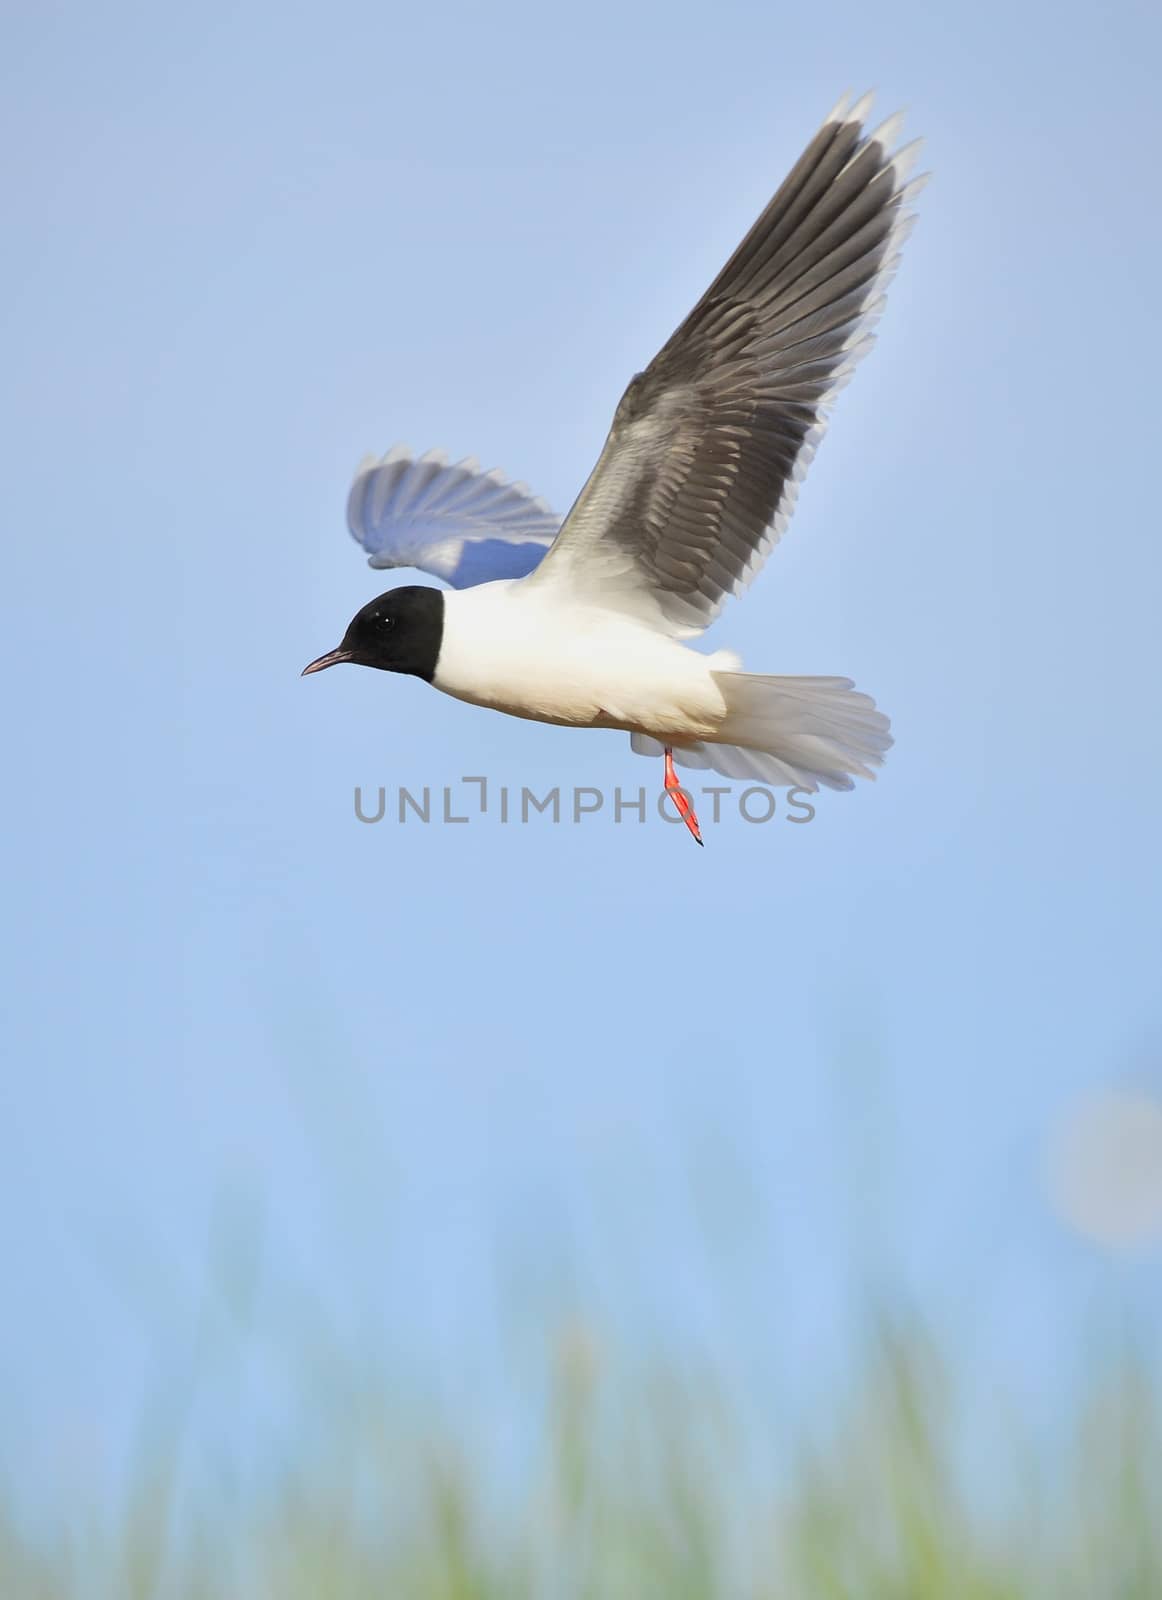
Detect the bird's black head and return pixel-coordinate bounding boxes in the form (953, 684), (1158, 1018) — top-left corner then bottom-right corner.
(302, 585), (444, 682)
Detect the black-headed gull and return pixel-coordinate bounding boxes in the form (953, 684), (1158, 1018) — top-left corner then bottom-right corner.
(305, 93), (924, 846)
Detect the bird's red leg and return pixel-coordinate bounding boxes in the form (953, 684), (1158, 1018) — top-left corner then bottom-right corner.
(664, 748), (704, 847)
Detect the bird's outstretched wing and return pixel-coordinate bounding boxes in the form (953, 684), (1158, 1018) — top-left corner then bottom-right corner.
(347, 445), (561, 588)
(526, 93), (926, 636)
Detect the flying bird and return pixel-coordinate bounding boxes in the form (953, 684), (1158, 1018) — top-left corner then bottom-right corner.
(305, 92), (925, 845)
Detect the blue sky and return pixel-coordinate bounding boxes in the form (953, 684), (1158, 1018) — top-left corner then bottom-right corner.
(3, 0), (1160, 1505)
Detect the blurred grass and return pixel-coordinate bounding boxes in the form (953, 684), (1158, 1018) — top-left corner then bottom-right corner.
(2, 1312), (1159, 1600)
(8, 1034), (1161, 1599)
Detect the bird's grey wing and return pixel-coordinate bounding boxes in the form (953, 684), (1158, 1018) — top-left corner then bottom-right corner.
(347, 445), (561, 587)
(527, 93), (925, 635)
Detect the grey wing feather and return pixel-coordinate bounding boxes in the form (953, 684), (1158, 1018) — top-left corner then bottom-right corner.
(529, 93), (926, 634)
(347, 445), (561, 587)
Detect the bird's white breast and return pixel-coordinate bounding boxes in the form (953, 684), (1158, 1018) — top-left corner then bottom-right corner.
(432, 580), (729, 739)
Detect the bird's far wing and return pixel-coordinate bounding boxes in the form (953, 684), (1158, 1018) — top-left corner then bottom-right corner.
(526, 93), (926, 635)
(347, 445), (562, 588)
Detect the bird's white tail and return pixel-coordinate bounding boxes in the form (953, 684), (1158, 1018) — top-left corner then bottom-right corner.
(631, 674), (892, 791)
(711, 672), (891, 790)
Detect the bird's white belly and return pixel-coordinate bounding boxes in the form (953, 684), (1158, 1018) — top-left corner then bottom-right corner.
(433, 581), (728, 740)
